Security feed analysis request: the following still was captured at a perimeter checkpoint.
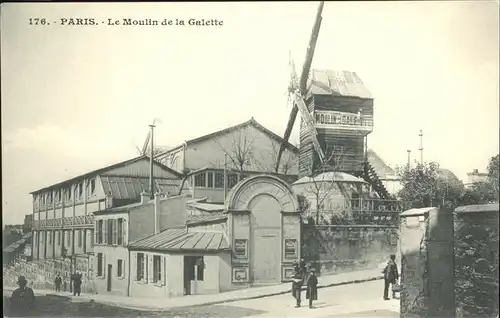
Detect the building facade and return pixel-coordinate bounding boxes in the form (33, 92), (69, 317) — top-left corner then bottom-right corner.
(30, 155), (182, 285)
(464, 169), (489, 188)
(93, 192), (187, 296)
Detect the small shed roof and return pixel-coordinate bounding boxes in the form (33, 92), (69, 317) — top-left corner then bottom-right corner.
(454, 203), (499, 214)
(186, 213), (227, 226)
(129, 228), (229, 252)
(400, 207), (437, 217)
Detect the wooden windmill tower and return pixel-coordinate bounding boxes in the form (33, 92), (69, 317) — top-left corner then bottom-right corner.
(275, 1), (391, 199)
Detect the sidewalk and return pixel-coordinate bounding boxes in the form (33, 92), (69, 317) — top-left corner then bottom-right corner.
(4, 269), (383, 311)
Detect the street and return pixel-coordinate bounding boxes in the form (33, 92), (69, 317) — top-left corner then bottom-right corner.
(4, 280), (399, 317)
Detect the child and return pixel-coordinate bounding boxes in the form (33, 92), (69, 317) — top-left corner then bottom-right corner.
(306, 268), (318, 309)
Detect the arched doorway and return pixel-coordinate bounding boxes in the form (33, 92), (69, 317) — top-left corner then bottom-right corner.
(225, 175), (300, 285)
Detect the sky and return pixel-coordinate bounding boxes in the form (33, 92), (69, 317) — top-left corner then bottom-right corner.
(2, 1), (499, 225)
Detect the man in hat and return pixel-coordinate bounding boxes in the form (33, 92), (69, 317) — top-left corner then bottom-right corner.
(72, 271), (82, 296)
(306, 267), (318, 309)
(291, 261), (304, 308)
(382, 254), (399, 300)
(9, 275), (36, 316)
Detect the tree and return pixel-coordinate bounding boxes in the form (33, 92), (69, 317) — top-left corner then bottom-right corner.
(487, 154), (499, 200)
(396, 162), (464, 209)
(254, 140), (298, 175)
(459, 154), (499, 205)
(212, 127), (255, 179)
(295, 152), (351, 224)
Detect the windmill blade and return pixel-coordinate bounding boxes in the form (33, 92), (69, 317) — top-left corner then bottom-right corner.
(275, 1), (325, 172)
(299, 1), (324, 92)
(141, 131), (151, 155)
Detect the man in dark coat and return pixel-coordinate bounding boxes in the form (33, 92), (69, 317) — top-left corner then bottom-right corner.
(382, 254), (399, 300)
(54, 273), (62, 292)
(9, 276), (36, 316)
(291, 262), (304, 308)
(72, 272), (82, 296)
(306, 268), (318, 309)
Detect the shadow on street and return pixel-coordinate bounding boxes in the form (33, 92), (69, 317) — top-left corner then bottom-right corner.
(3, 294), (267, 317)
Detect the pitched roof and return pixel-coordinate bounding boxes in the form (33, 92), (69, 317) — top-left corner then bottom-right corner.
(30, 155), (182, 194)
(100, 176), (181, 199)
(129, 228), (229, 252)
(308, 70), (373, 99)
(367, 150), (395, 177)
(157, 118), (299, 157)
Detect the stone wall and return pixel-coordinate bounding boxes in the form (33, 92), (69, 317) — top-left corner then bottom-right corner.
(3, 256), (95, 294)
(454, 208), (499, 318)
(302, 224), (398, 274)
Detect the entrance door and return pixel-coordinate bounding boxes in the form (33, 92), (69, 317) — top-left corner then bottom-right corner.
(107, 264), (112, 292)
(252, 228), (281, 283)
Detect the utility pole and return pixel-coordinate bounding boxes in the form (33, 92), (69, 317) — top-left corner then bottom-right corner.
(407, 150), (411, 169)
(418, 129), (423, 165)
(149, 124), (155, 199)
(223, 153), (227, 202)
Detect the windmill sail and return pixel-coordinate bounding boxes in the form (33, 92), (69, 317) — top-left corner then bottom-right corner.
(275, 1), (325, 173)
(141, 131), (151, 155)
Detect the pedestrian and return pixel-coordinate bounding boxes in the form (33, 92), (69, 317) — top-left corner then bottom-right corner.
(291, 262), (304, 308)
(9, 275), (36, 317)
(382, 254), (399, 300)
(306, 268), (318, 309)
(73, 272), (82, 296)
(54, 273), (62, 292)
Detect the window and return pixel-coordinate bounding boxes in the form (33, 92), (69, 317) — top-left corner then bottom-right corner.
(57, 189), (62, 202)
(284, 239), (298, 259)
(207, 172), (214, 188)
(47, 193), (53, 205)
(97, 253), (103, 277)
(90, 230), (94, 247)
(117, 259), (123, 278)
(90, 179), (96, 195)
(107, 219), (113, 245)
(117, 218), (123, 245)
(228, 173), (238, 188)
(78, 183), (83, 198)
(48, 231), (52, 244)
(153, 255), (161, 283)
(78, 230), (82, 247)
(214, 172), (224, 188)
(57, 231), (61, 245)
(194, 172), (206, 187)
(66, 187), (72, 201)
(136, 253), (145, 281)
(66, 231), (70, 246)
(97, 220), (103, 244)
(112, 219), (118, 245)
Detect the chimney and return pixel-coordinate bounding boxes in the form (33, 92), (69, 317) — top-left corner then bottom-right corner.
(154, 192), (162, 234)
(140, 191), (150, 205)
(105, 194), (113, 209)
(473, 169), (479, 174)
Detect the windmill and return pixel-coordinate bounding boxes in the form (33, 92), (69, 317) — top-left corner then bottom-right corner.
(274, 2), (392, 199)
(275, 1), (325, 174)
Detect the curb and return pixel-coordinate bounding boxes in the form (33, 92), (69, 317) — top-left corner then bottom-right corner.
(101, 275), (384, 312)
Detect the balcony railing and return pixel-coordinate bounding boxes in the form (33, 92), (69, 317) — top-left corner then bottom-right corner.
(314, 110), (373, 131)
(33, 215), (94, 229)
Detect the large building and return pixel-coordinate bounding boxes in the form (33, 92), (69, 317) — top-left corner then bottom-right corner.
(464, 169), (489, 188)
(30, 155), (182, 268)
(156, 118), (299, 203)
